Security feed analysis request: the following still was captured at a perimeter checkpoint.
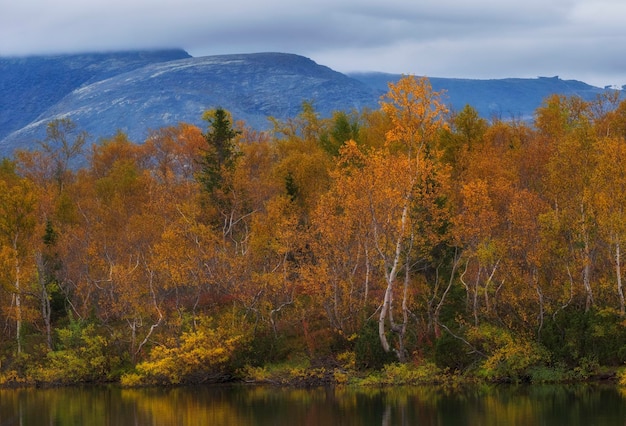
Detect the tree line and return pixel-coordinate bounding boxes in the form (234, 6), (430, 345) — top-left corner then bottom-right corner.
(2, 76), (626, 385)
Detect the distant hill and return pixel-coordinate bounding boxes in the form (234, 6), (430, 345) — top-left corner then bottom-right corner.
(348, 73), (610, 120)
(0, 49), (619, 157)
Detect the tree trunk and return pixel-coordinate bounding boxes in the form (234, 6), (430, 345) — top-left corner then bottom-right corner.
(583, 235), (593, 312)
(378, 282), (393, 353)
(15, 261), (22, 355)
(616, 240), (625, 315)
(395, 258), (412, 363)
(581, 204), (594, 312)
(472, 266), (481, 326)
(377, 200), (409, 359)
(432, 249), (461, 338)
(534, 267), (545, 340)
(9, 235), (23, 355)
(36, 252), (53, 350)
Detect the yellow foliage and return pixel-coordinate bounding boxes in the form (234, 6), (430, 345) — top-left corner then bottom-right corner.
(381, 75), (449, 154)
(124, 318), (248, 385)
(356, 362), (443, 386)
(337, 351), (356, 370)
(467, 324), (549, 381)
(30, 323), (113, 384)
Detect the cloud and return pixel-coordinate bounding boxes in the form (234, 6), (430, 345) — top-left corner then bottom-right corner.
(1, 0), (624, 87)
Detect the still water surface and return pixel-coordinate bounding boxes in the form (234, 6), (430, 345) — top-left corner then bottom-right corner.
(1, 383), (625, 425)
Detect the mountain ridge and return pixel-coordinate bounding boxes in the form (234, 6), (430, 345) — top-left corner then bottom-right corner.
(0, 49), (191, 141)
(0, 49), (617, 157)
(348, 72), (608, 119)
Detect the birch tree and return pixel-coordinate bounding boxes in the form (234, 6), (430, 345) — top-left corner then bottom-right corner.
(0, 160), (38, 354)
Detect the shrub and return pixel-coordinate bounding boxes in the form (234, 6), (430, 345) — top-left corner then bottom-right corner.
(122, 317), (248, 386)
(31, 321), (115, 384)
(617, 367), (626, 387)
(237, 358), (337, 386)
(354, 321), (396, 370)
(541, 307), (626, 367)
(356, 362), (443, 386)
(467, 324), (549, 382)
(526, 364), (572, 383)
(380, 362), (442, 385)
(337, 351), (356, 370)
(434, 332), (475, 371)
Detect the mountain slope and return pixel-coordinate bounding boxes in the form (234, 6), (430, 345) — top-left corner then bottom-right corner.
(0, 52), (378, 155)
(0, 50), (619, 157)
(0, 49), (191, 143)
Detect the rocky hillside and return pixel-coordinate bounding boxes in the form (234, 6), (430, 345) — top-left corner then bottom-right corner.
(0, 49), (617, 157)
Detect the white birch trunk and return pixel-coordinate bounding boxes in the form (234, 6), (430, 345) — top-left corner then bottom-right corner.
(616, 240), (624, 315)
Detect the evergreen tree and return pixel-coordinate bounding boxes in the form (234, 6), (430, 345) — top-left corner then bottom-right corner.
(197, 107), (240, 194)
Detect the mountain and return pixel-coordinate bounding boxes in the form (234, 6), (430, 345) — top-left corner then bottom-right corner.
(0, 49), (618, 157)
(0, 49), (191, 143)
(349, 73), (610, 120)
(0, 50), (379, 156)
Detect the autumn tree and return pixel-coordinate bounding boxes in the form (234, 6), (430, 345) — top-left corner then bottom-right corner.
(143, 123), (206, 185)
(270, 102), (335, 226)
(591, 135), (626, 314)
(38, 118), (87, 192)
(49, 133), (170, 361)
(376, 76), (450, 360)
(453, 179), (502, 325)
(450, 118), (532, 323)
(308, 141), (375, 344)
(150, 198), (217, 327)
(310, 76), (450, 362)
(270, 101), (323, 145)
(438, 104), (488, 179)
(11, 119), (90, 351)
(589, 98), (626, 316)
(539, 95), (598, 312)
(0, 159), (38, 355)
(502, 188), (550, 336)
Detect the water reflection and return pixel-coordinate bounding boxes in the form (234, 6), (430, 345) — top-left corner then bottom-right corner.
(1, 384), (626, 425)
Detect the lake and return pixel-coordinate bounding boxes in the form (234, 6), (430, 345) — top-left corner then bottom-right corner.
(1, 383), (625, 425)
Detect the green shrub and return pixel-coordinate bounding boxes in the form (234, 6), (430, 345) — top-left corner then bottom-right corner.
(31, 321), (115, 384)
(381, 362), (442, 384)
(572, 356), (600, 380)
(355, 361), (443, 386)
(434, 332), (475, 371)
(541, 307), (626, 367)
(468, 324), (549, 382)
(354, 321), (396, 370)
(236, 358), (337, 386)
(526, 364), (572, 383)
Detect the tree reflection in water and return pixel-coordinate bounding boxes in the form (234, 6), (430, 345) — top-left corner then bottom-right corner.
(1, 384), (626, 425)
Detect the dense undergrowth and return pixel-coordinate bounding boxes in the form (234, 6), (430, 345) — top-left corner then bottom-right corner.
(1, 312), (624, 388)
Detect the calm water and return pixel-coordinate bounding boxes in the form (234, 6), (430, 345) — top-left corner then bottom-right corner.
(1, 383), (625, 425)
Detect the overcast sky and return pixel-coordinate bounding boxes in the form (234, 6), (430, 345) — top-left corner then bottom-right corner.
(2, 0), (625, 88)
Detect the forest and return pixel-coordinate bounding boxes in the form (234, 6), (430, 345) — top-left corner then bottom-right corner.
(2, 76), (626, 386)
